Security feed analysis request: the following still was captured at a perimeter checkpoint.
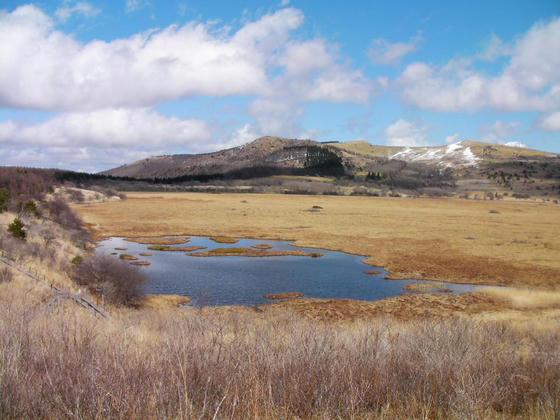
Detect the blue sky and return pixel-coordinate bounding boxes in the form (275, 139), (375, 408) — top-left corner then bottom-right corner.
(0, 0), (559, 171)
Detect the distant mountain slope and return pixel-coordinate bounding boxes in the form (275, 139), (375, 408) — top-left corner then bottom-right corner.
(329, 140), (556, 168)
(103, 137), (325, 178)
(102, 136), (559, 184)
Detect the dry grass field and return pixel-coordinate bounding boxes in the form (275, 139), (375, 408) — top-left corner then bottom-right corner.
(75, 192), (560, 289)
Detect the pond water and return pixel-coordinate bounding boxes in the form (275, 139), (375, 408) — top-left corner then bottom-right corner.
(96, 236), (478, 306)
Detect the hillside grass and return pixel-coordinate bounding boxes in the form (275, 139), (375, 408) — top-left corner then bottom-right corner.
(74, 192), (560, 289)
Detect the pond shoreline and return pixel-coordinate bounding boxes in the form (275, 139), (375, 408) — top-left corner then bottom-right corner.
(96, 235), (483, 307)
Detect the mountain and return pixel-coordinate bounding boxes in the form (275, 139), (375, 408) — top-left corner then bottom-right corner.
(101, 136), (559, 196)
(103, 136), (556, 176)
(103, 137), (341, 179)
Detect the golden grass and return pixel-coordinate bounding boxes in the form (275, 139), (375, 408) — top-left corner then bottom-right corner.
(209, 236), (238, 243)
(403, 281), (452, 293)
(263, 292), (303, 299)
(188, 247), (323, 258)
(130, 260), (151, 266)
(125, 236), (189, 245)
(147, 245), (206, 251)
(252, 243), (273, 249)
(119, 253), (138, 260)
(364, 269), (382, 274)
(139, 252), (152, 256)
(141, 294), (190, 309)
(74, 192), (560, 289)
(114, 247), (127, 250)
(479, 287), (560, 309)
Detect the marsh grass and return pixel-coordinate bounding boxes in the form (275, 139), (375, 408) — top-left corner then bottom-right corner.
(126, 236), (190, 245)
(130, 260), (151, 266)
(263, 292), (303, 299)
(209, 236), (238, 244)
(252, 243), (273, 249)
(148, 245), (206, 251)
(0, 301), (558, 419)
(119, 253), (138, 260)
(403, 281), (452, 293)
(480, 287), (560, 309)
(189, 247), (323, 258)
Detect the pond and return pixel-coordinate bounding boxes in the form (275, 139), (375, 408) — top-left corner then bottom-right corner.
(96, 236), (478, 306)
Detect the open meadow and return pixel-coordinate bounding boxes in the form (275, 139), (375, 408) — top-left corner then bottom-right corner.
(75, 192), (560, 289)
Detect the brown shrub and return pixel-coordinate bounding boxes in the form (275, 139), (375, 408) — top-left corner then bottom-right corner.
(72, 253), (146, 306)
(0, 267), (12, 283)
(0, 309), (557, 419)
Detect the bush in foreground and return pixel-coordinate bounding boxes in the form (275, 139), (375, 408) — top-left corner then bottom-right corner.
(72, 253), (146, 306)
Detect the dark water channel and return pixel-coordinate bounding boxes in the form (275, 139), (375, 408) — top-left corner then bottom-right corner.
(96, 236), (478, 306)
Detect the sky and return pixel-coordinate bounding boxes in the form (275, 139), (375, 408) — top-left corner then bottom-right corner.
(0, 0), (559, 172)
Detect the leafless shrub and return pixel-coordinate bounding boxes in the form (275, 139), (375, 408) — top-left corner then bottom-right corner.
(0, 310), (557, 419)
(67, 188), (85, 203)
(0, 267), (12, 283)
(72, 253), (146, 306)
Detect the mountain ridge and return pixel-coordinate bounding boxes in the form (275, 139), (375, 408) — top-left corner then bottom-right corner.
(102, 136), (558, 180)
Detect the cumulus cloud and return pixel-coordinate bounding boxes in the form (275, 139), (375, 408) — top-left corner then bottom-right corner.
(397, 18), (560, 112)
(55, 2), (100, 22)
(477, 33), (511, 61)
(126, 0), (150, 13)
(383, 119), (430, 147)
(368, 31), (422, 65)
(539, 111), (560, 131)
(478, 120), (521, 142)
(0, 5), (373, 112)
(0, 108), (210, 148)
(445, 133), (460, 144)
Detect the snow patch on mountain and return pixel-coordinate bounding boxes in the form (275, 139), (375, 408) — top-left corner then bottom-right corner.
(389, 142), (480, 167)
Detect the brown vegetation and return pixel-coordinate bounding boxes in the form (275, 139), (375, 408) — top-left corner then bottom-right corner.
(188, 247), (323, 258)
(73, 253), (146, 306)
(139, 252), (152, 256)
(148, 245), (206, 251)
(264, 292), (303, 299)
(403, 281), (452, 293)
(74, 192), (560, 288)
(252, 243), (273, 249)
(0, 299), (558, 419)
(209, 236), (238, 243)
(130, 260), (151, 266)
(126, 236), (190, 245)
(119, 253), (138, 260)
(364, 269), (382, 274)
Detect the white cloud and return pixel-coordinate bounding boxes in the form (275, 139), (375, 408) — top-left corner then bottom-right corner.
(0, 108), (211, 148)
(0, 5), (373, 112)
(368, 31), (422, 65)
(280, 0), (290, 5)
(479, 120), (520, 142)
(540, 111), (560, 131)
(477, 33), (511, 61)
(383, 119), (430, 146)
(126, 0), (150, 13)
(248, 98), (304, 136)
(445, 133), (460, 144)
(397, 18), (560, 112)
(55, 2), (100, 22)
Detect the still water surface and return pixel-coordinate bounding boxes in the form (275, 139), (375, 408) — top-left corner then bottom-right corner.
(96, 236), (477, 306)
